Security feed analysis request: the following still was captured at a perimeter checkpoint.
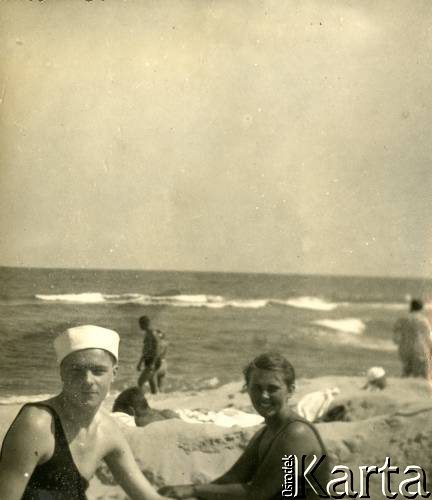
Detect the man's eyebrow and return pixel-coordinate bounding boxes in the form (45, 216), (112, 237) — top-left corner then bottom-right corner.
(70, 363), (109, 369)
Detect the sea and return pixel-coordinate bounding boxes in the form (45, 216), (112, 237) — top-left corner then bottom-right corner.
(1, 266), (431, 404)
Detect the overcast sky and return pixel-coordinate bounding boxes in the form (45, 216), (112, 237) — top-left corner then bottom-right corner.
(1, 0), (431, 277)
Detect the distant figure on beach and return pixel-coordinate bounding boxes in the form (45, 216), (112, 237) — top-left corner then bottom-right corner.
(113, 386), (150, 418)
(137, 316), (168, 394)
(0, 325), (170, 500)
(113, 386), (178, 427)
(393, 299), (432, 378)
(160, 352), (329, 499)
(362, 366), (387, 391)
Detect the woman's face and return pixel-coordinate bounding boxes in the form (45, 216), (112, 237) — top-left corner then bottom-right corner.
(247, 368), (293, 419)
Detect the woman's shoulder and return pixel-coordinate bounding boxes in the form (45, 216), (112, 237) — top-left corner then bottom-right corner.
(277, 412), (318, 434)
(283, 416), (318, 436)
(279, 415), (325, 454)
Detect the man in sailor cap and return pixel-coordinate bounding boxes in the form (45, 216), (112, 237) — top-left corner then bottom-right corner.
(0, 325), (171, 500)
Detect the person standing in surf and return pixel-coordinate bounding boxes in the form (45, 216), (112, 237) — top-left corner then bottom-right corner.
(393, 298), (432, 378)
(136, 316), (168, 394)
(0, 325), (172, 500)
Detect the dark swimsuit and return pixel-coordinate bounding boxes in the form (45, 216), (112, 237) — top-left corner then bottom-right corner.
(18, 403), (89, 500)
(254, 415), (329, 500)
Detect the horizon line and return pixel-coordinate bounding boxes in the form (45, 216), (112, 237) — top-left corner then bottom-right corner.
(0, 264), (430, 282)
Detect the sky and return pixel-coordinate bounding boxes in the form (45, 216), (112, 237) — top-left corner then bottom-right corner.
(1, 0), (431, 277)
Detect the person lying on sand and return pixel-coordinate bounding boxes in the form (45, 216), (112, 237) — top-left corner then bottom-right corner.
(113, 386), (178, 427)
(137, 316), (169, 394)
(159, 352), (329, 500)
(0, 325), (172, 500)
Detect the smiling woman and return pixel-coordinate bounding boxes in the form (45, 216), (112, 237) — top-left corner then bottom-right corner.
(160, 352), (330, 500)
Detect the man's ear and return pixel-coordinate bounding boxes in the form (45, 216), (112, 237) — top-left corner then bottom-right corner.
(112, 364), (119, 381)
(59, 363), (66, 383)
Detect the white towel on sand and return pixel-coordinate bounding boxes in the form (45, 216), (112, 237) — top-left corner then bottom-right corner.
(176, 408), (264, 428)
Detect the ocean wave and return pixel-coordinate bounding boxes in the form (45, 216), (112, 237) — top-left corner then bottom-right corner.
(347, 301), (407, 311)
(279, 296), (339, 311)
(34, 292), (269, 309)
(312, 318), (366, 335)
(32, 292), (412, 312)
(34, 292), (326, 310)
(35, 293), (143, 304)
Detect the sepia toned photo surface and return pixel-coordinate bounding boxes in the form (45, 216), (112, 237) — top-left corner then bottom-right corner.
(1, 1), (432, 498)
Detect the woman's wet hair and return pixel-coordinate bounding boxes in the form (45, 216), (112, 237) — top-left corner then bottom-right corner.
(243, 352), (295, 388)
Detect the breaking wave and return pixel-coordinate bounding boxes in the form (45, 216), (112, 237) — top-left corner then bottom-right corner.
(33, 293), (411, 312)
(312, 318), (366, 335)
(277, 296), (339, 311)
(35, 292), (268, 309)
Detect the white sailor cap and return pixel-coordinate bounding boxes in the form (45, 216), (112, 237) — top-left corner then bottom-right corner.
(54, 325), (120, 364)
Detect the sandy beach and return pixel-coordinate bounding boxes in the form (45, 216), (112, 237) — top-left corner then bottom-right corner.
(2, 375), (432, 499)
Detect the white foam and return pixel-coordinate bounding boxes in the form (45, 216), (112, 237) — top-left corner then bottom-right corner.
(33, 291), (410, 312)
(350, 302), (407, 311)
(34, 292), (270, 310)
(162, 294), (218, 304)
(200, 377), (220, 388)
(227, 299), (269, 309)
(282, 296), (338, 311)
(36, 293), (107, 303)
(312, 318), (366, 335)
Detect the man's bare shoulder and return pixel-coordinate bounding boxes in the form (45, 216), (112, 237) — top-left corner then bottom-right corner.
(11, 404), (54, 434)
(2, 404), (55, 461)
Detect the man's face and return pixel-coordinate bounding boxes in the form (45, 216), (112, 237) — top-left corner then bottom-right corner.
(60, 349), (117, 408)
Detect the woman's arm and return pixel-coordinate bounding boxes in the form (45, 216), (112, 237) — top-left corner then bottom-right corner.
(160, 421), (327, 500)
(160, 482), (250, 499)
(211, 427), (263, 485)
(159, 428), (265, 499)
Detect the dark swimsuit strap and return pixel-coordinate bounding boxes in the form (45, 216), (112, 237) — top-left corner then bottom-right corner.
(258, 414), (327, 464)
(287, 416), (327, 454)
(25, 402), (89, 490)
